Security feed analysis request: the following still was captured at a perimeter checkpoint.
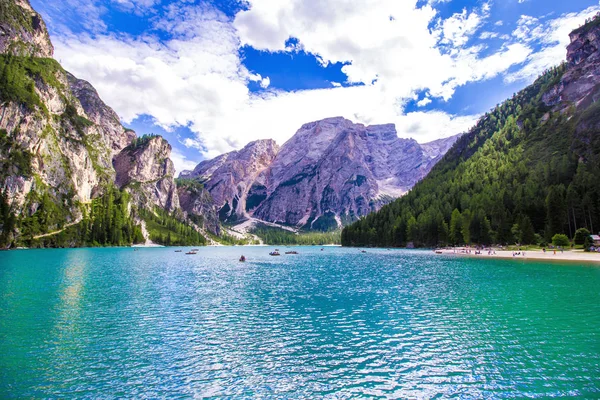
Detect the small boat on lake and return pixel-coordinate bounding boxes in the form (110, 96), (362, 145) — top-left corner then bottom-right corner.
(191, 249), (200, 251)
(239, 255), (246, 262)
(269, 251), (281, 256)
(186, 251), (197, 255)
(285, 251), (298, 255)
(175, 250), (183, 252)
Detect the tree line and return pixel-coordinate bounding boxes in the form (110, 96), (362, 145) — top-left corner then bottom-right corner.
(252, 224), (341, 245)
(139, 207), (207, 246)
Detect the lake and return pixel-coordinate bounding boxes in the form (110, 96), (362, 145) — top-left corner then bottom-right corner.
(1, 247), (599, 398)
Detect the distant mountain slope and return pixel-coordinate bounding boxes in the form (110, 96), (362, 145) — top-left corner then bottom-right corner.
(180, 139), (279, 223)
(183, 117), (459, 230)
(342, 18), (600, 247)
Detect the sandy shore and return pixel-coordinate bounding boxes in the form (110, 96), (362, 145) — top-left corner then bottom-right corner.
(436, 249), (600, 264)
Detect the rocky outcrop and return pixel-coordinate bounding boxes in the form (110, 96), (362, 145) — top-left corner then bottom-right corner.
(183, 117), (458, 229)
(0, 0), (53, 57)
(0, 0), (174, 238)
(544, 17), (600, 110)
(67, 72), (136, 154)
(177, 182), (220, 235)
(181, 139), (279, 223)
(114, 136), (180, 212)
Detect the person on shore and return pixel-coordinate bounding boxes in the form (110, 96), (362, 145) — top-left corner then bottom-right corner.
(553, 249), (556, 255)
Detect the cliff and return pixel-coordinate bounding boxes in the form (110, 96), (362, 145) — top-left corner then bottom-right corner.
(0, 0), (53, 57)
(114, 136), (180, 212)
(253, 118), (458, 229)
(181, 139), (279, 223)
(544, 16), (600, 111)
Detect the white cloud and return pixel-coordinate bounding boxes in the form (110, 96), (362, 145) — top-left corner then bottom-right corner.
(437, 3), (490, 48)
(48, 0), (595, 162)
(479, 31), (498, 39)
(233, 0), (510, 103)
(259, 76), (270, 88)
(170, 147), (198, 174)
(395, 111), (479, 140)
(34, 0), (160, 34)
(53, 0), (506, 159)
(417, 96), (432, 107)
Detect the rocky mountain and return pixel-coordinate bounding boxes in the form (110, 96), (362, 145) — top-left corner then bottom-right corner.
(183, 118), (459, 230)
(0, 0), (207, 247)
(180, 139), (278, 223)
(342, 17), (600, 248)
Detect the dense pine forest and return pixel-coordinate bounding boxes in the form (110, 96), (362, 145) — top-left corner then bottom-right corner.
(342, 63), (600, 248)
(139, 207), (207, 246)
(251, 224), (341, 245)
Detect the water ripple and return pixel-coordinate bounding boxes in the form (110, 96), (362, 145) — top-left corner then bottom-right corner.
(1, 247), (599, 398)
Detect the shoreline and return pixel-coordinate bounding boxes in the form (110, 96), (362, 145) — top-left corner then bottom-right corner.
(436, 249), (600, 264)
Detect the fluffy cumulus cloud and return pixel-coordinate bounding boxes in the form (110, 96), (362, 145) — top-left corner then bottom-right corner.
(45, 0), (600, 165)
(170, 146), (198, 173)
(234, 0), (515, 101)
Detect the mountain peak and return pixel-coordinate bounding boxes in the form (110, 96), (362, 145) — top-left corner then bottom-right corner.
(182, 116), (460, 230)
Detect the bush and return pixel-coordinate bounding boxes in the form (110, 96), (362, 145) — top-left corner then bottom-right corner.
(552, 233), (570, 247)
(574, 228), (591, 245)
(583, 236), (593, 252)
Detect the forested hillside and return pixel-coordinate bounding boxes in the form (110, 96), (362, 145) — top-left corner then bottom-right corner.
(342, 21), (600, 248)
(250, 224), (341, 245)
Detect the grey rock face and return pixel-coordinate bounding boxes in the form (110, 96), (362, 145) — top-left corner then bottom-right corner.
(114, 137), (180, 212)
(67, 72), (136, 154)
(0, 0), (53, 57)
(0, 0), (214, 241)
(0, 63), (120, 221)
(182, 139), (279, 222)
(185, 117), (458, 229)
(177, 183), (220, 235)
(545, 22), (600, 110)
(0, 0), (179, 230)
(253, 117), (458, 228)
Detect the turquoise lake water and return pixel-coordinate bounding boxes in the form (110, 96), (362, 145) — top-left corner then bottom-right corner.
(1, 246), (599, 398)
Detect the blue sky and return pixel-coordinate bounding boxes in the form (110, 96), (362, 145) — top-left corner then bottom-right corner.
(33, 0), (600, 172)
